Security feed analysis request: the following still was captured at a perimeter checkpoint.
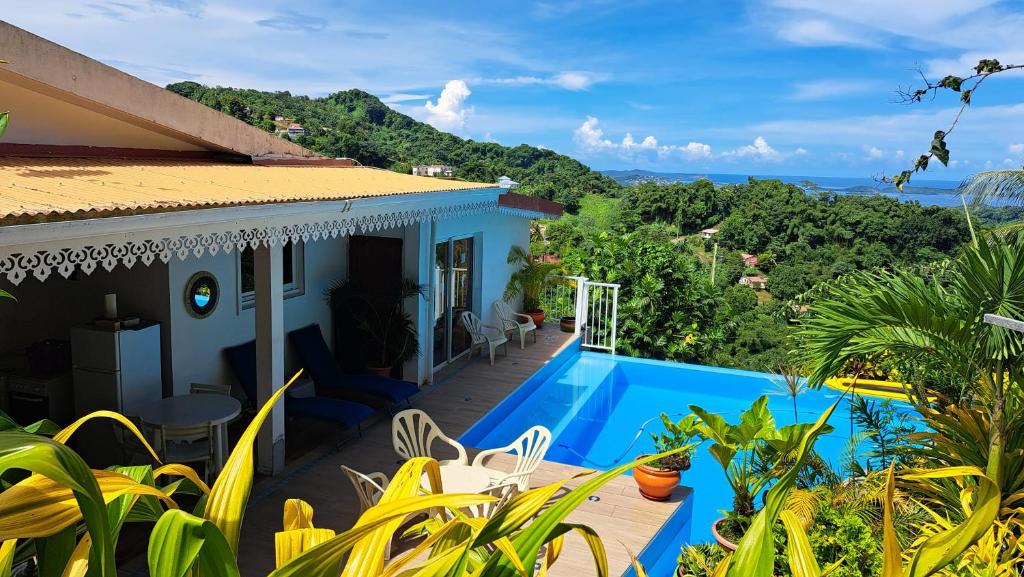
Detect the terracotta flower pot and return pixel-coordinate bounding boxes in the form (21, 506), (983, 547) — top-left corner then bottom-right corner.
(525, 309), (546, 327)
(365, 366), (392, 378)
(711, 518), (738, 552)
(559, 316), (576, 333)
(633, 459), (680, 501)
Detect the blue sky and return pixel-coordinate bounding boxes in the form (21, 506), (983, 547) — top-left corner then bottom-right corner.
(7, 0), (1024, 179)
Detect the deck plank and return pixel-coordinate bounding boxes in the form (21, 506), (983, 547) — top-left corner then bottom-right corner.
(237, 328), (686, 577)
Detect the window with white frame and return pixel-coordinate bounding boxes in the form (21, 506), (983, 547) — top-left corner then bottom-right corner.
(238, 241), (305, 308)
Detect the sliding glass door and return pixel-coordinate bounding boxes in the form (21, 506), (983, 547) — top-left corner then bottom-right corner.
(433, 236), (475, 368)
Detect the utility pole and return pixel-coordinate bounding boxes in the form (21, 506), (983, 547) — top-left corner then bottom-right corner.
(710, 242), (719, 284)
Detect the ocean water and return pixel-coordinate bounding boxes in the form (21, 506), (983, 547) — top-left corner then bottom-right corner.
(602, 170), (1008, 208)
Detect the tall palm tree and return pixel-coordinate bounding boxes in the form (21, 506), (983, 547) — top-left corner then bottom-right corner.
(797, 233), (1024, 506)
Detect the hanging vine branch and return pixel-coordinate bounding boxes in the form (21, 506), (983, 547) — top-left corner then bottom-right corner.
(884, 59), (1024, 190)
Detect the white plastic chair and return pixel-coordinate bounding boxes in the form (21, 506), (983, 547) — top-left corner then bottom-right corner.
(341, 465), (389, 512)
(461, 482), (519, 519)
(148, 421), (216, 483)
(392, 409), (468, 465)
(472, 425), (552, 491)
(459, 311), (509, 365)
(493, 300), (537, 349)
(340, 465), (392, 559)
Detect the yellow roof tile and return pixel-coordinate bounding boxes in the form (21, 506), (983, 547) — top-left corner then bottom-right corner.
(0, 157), (494, 225)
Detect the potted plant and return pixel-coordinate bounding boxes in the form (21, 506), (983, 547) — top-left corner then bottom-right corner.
(327, 278), (424, 377)
(504, 245), (559, 327)
(689, 395), (831, 550)
(559, 315), (576, 333)
(633, 413), (703, 501)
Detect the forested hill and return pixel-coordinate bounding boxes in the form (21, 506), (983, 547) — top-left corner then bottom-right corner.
(166, 82), (617, 209)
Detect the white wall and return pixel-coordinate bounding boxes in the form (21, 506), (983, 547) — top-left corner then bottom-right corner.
(164, 223), (426, 396)
(165, 235), (347, 396)
(435, 211), (532, 327)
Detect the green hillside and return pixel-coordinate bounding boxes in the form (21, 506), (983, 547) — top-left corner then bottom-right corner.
(166, 82), (617, 210)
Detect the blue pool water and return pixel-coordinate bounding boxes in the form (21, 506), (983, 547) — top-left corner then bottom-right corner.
(460, 346), (918, 576)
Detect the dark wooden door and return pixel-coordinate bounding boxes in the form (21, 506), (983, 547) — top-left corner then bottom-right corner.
(335, 236), (404, 375)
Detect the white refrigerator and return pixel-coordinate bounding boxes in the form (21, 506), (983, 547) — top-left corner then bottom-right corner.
(70, 323), (162, 466)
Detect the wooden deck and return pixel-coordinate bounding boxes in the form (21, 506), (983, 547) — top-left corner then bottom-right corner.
(236, 328), (687, 577)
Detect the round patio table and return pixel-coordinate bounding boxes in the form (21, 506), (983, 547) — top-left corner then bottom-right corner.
(136, 394), (241, 475)
(420, 463), (493, 493)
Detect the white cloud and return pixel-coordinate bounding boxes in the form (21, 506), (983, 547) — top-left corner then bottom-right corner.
(895, 149), (905, 159)
(722, 136), (781, 160)
(1010, 143), (1024, 155)
(422, 80), (473, 132)
(758, 0), (1024, 81)
(621, 133), (659, 151)
(482, 71), (602, 91)
(380, 93), (430, 104)
(864, 145), (884, 159)
(573, 116), (712, 161)
(790, 79), (878, 101)
(774, 18), (879, 48)
(574, 116), (615, 151)
(795, 147), (809, 155)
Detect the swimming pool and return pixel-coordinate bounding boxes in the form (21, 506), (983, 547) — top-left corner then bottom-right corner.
(460, 345), (916, 575)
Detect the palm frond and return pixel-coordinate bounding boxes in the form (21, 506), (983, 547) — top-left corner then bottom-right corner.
(960, 170), (1024, 207)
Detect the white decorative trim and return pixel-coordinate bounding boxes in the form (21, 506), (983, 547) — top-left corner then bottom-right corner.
(1, 199), (498, 285)
(497, 206), (552, 219)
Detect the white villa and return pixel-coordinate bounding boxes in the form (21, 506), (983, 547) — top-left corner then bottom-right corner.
(0, 23), (561, 474)
(412, 164), (454, 177)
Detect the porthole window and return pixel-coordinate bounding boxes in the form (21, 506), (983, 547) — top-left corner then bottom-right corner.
(185, 271), (219, 318)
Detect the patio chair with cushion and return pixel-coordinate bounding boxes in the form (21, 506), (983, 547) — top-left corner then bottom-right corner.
(472, 425), (552, 491)
(223, 340), (375, 434)
(459, 311), (509, 365)
(493, 300), (537, 349)
(287, 323), (420, 409)
(392, 409), (468, 465)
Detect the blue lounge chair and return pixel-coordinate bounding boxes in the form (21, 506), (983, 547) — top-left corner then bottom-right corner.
(287, 323), (420, 408)
(223, 340), (375, 432)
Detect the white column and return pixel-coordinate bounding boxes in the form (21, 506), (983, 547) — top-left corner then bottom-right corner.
(254, 243), (285, 476)
(422, 219), (437, 383)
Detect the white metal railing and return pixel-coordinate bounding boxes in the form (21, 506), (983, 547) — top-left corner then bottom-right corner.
(580, 281), (619, 354)
(539, 275), (619, 354)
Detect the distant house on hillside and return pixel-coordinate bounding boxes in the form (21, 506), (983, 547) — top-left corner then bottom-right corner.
(497, 175), (519, 189)
(740, 253), (759, 267)
(286, 123), (308, 138)
(412, 164), (454, 177)
(700, 228), (718, 239)
(739, 275), (768, 290)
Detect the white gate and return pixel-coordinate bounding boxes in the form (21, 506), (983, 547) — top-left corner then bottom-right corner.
(541, 276), (620, 354)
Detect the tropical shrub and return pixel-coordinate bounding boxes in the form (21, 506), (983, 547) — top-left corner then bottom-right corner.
(504, 245), (560, 312)
(806, 505), (883, 577)
(798, 232), (1024, 526)
(0, 371), (692, 577)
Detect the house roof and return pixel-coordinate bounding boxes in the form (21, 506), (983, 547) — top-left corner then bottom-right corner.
(0, 22), (317, 160)
(0, 156), (495, 226)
